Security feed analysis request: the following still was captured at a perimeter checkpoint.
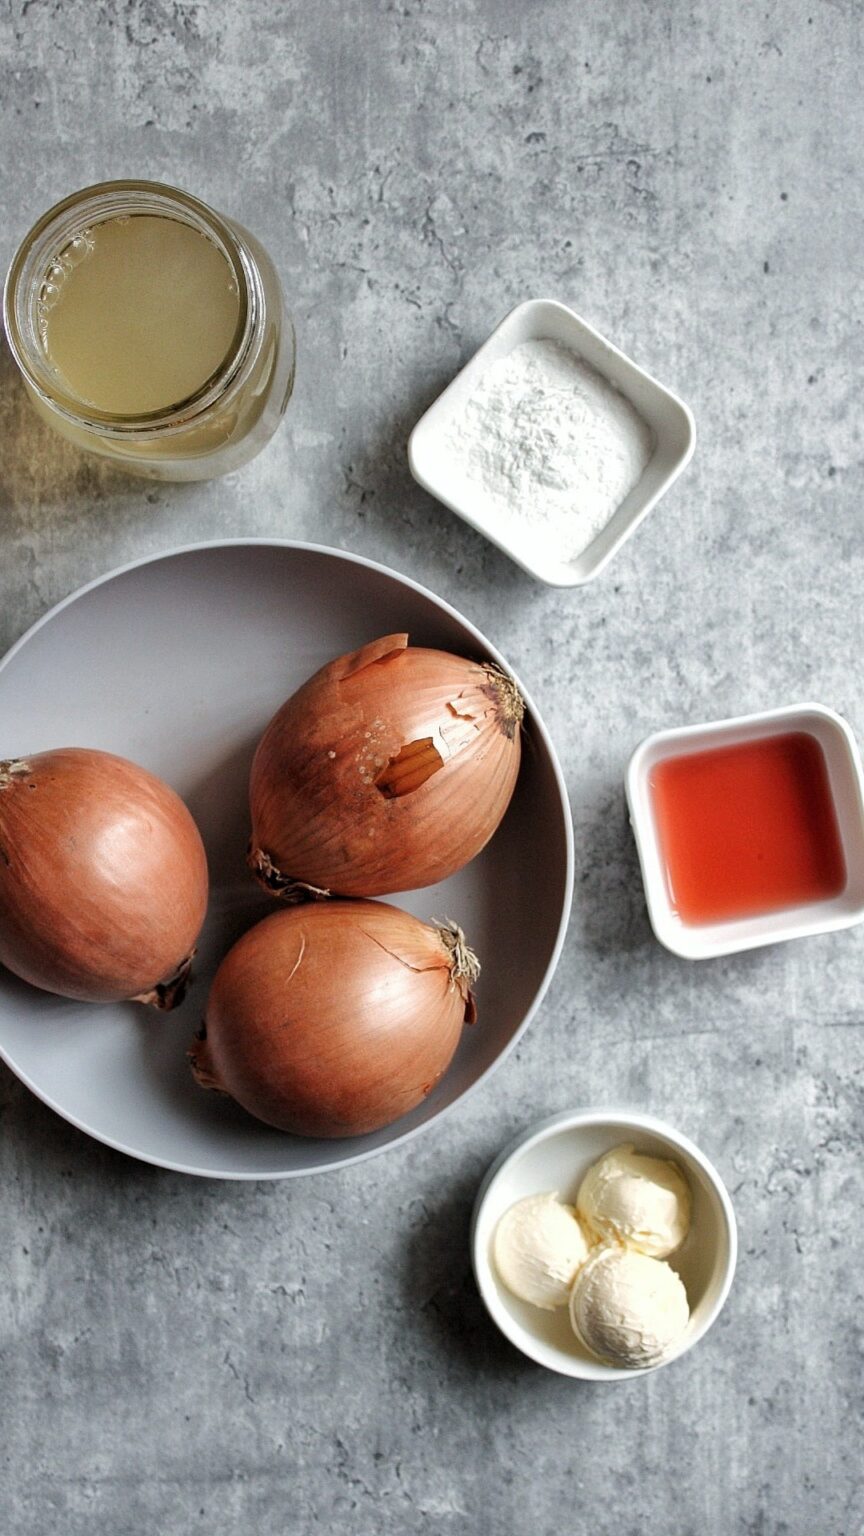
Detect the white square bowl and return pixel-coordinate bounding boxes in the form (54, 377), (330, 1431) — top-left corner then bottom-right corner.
(407, 298), (695, 587)
(626, 703), (864, 960)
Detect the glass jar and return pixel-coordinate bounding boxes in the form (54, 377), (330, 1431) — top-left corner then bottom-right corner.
(3, 180), (295, 481)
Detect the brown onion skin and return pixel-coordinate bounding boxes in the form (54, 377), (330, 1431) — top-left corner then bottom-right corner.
(249, 633), (523, 899)
(0, 749), (209, 1005)
(190, 900), (478, 1138)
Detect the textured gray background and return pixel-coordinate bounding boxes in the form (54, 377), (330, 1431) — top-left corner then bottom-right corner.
(1, 2), (862, 1533)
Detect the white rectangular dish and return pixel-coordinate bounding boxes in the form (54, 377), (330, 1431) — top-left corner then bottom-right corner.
(626, 703), (864, 960)
(408, 298), (695, 587)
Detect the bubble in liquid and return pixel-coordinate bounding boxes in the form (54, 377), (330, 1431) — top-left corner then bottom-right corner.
(65, 228), (95, 266)
(36, 227), (96, 333)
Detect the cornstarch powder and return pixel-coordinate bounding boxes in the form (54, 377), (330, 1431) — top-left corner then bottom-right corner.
(448, 338), (654, 563)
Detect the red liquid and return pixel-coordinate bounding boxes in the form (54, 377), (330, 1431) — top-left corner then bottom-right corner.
(649, 732), (846, 924)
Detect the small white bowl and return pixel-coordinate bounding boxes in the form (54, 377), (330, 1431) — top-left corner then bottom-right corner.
(407, 298), (695, 587)
(627, 703), (864, 960)
(471, 1110), (736, 1381)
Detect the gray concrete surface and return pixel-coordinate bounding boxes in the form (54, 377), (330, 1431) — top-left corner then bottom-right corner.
(1, 2), (863, 1532)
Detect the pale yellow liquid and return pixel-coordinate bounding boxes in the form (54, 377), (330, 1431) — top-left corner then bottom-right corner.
(39, 215), (242, 416)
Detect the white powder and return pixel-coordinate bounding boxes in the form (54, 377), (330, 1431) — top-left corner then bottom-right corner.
(448, 338), (654, 564)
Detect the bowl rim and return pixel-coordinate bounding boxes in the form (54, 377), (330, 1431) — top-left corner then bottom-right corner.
(0, 537), (575, 1179)
(626, 701), (864, 959)
(471, 1107), (738, 1381)
(407, 297), (696, 589)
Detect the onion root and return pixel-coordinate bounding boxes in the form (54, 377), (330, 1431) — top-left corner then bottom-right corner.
(248, 844), (330, 902)
(133, 950), (197, 1011)
(481, 664), (525, 740)
(435, 918), (481, 987)
(187, 1025), (227, 1092)
(0, 759), (33, 788)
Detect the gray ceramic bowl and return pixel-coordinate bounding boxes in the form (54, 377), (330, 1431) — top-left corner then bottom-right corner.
(0, 541), (573, 1178)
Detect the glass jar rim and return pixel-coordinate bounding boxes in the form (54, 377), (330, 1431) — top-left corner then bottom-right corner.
(3, 180), (260, 436)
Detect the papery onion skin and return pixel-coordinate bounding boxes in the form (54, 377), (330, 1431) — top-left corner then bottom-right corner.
(0, 749), (209, 1007)
(190, 899), (479, 1138)
(249, 633), (524, 900)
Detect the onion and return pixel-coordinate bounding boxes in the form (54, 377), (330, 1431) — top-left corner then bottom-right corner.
(189, 899), (479, 1138)
(0, 749), (208, 1007)
(249, 633), (523, 900)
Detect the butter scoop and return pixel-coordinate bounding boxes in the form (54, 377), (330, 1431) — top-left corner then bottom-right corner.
(493, 1192), (591, 1310)
(577, 1143), (691, 1258)
(569, 1246), (690, 1368)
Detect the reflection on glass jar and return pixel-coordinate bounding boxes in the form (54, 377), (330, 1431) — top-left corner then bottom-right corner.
(3, 180), (295, 482)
